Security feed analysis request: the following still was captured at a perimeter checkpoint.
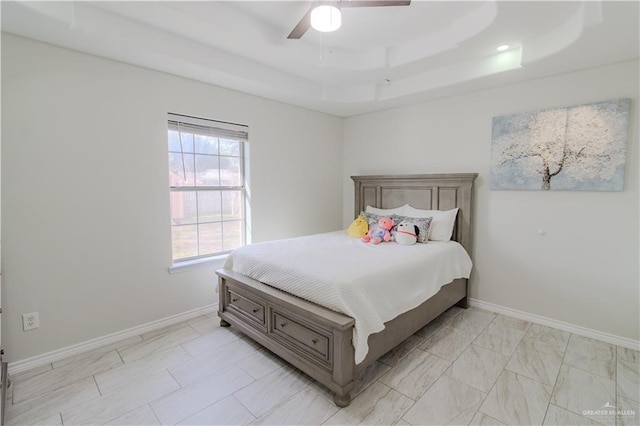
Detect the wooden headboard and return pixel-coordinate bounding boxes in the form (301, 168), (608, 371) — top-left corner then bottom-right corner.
(352, 173), (478, 254)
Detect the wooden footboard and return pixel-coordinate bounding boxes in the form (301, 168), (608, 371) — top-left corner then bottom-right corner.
(217, 268), (467, 406)
(217, 269), (356, 406)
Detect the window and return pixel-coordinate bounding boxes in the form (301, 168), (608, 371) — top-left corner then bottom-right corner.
(168, 113), (248, 263)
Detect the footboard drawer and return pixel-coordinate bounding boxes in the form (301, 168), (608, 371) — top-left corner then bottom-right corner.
(225, 285), (267, 331)
(271, 310), (331, 364)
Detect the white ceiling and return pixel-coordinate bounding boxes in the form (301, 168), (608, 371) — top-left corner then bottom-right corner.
(2, 1), (639, 117)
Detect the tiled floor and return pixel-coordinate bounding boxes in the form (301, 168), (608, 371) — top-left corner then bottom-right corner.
(5, 307), (639, 425)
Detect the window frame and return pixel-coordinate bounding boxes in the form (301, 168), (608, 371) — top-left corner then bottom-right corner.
(167, 113), (248, 266)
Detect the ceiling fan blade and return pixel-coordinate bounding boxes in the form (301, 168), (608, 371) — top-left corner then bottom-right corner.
(287, 9), (312, 39)
(340, 0), (411, 8)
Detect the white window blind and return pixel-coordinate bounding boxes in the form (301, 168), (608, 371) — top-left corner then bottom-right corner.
(167, 113), (248, 141)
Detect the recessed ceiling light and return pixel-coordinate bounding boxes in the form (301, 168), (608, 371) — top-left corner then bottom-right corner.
(496, 45), (510, 52)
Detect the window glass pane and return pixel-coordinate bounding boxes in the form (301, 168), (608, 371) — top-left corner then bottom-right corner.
(168, 117), (247, 262)
(172, 225), (198, 259)
(169, 153), (195, 186)
(177, 132), (194, 153)
(220, 139), (240, 156)
(168, 130), (182, 152)
(195, 154), (219, 186)
(171, 191), (197, 225)
(220, 157), (242, 186)
(197, 191), (222, 223)
(195, 134), (218, 155)
(223, 220), (243, 252)
(199, 222), (223, 255)
(222, 191), (243, 221)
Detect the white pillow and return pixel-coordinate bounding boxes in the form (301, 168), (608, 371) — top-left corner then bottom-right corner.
(404, 206), (459, 241)
(365, 204), (409, 216)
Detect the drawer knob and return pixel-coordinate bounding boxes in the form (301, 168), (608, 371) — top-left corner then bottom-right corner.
(280, 322), (287, 328)
(312, 339), (318, 345)
(231, 297), (238, 302)
(252, 308), (259, 313)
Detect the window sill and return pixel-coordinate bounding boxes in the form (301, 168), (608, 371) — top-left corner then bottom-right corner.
(169, 255), (228, 274)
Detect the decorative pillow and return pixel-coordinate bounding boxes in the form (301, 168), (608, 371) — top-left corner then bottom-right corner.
(392, 216), (433, 243)
(365, 204), (409, 216)
(360, 210), (382, 228)
(403, 206), (459, 241)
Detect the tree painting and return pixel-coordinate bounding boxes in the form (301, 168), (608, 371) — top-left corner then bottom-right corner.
(491, 99), (630, 190)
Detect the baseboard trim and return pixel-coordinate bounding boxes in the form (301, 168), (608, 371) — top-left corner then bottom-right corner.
(8, 304), (217, 376)
(469, 298), (640, 351)
(9, 300), (639, 375)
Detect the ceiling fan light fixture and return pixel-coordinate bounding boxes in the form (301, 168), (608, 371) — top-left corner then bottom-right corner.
(310, 5), (342, 33)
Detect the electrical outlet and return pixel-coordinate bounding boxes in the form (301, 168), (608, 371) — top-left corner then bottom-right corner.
(22, 312), (39, 331)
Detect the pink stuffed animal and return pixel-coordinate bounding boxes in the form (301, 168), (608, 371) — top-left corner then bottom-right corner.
(362, 217), (395, 245)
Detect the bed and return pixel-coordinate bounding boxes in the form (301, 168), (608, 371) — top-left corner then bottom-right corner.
(216, 173), (478, 407)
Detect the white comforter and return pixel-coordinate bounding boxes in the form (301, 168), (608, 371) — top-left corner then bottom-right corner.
(223, 231), (472, 364)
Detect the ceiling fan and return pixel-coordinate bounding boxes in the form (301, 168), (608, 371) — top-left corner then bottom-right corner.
(287, 0), (411, 39)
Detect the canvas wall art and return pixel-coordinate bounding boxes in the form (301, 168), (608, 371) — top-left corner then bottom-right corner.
(490, 98), (631, 190)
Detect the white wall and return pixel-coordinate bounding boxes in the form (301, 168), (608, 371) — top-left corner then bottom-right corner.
(1, 34), (343, 362)
(343, 60), (639, 343)
(3, 33), (638, 364)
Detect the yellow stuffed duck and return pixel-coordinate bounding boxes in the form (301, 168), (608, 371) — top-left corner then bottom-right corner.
(347, 215), (369, 238)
